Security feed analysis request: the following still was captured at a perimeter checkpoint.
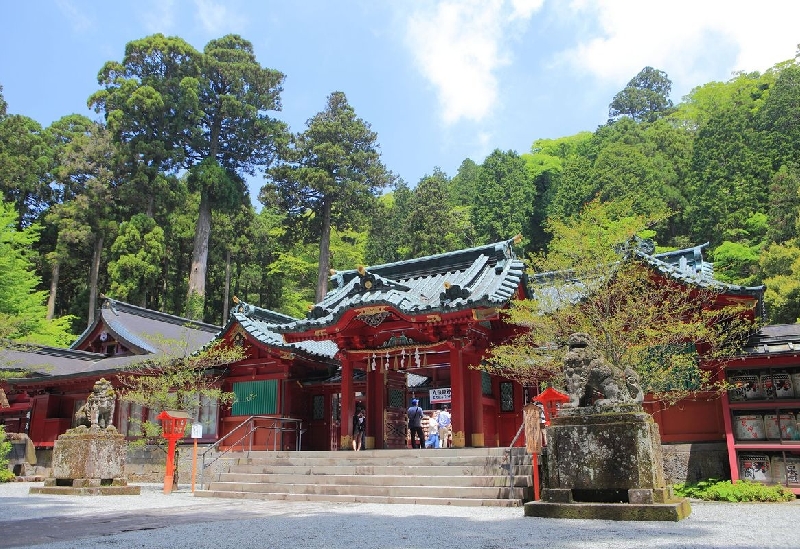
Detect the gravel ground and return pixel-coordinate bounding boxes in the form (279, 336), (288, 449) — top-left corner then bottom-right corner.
(0, 481), (798, 549)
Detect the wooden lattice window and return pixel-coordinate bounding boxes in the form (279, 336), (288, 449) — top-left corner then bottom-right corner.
(312, 395), (325, 420)
(500, 382), (514, 412)
(389, 389), (405, 408)
(482, 371), (493, 396)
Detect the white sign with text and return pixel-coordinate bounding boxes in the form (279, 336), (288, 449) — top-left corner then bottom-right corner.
(429, 387), (451, 403)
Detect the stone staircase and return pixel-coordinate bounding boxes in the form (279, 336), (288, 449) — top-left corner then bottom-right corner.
(194, 447), (533, 507)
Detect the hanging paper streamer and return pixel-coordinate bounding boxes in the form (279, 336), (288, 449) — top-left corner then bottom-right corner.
(384, 352), (390, 372)
(414, 347), (420, 368)
(371, 353), (376, 371)
(400, 349), (406, 369)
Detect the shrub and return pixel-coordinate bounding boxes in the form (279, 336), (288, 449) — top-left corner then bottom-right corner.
(674, 478), (795, 502)
(0, 426), (15, 482)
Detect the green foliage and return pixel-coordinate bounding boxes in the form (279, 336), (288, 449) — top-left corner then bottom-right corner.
(471, 149), (536, 245)
(108, 214), (166, 305)
(673, 478), (795, 502)
(608, 66), (674, 123)
(483, 200), (756, 399)
(117, 339), (244, 444)
(759, 241), (800, 323)
(0, 425), (14, 482)
(0, 201), (75, 345)
(263, 91), (394, 300)
(0, 114), (54, 226)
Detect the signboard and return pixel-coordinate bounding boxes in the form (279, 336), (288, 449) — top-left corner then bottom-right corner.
(191, 423), (203, 439)
(429, 387), (451, 403)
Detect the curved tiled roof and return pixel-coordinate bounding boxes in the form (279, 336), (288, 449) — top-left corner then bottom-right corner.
(282, 239), (527, 332)
(225, 239), (527, 359)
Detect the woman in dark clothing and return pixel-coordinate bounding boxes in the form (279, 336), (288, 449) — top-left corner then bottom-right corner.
(352, 406), (366, 451)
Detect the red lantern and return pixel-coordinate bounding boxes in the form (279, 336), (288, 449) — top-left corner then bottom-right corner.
(533, 387), (570, 426)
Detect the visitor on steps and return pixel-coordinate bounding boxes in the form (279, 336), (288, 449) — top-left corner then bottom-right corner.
(437, 404), (451, 448)
(425, 411), (440, 448)
(407, 398), (425, 449)
(352, 406), (366, 451)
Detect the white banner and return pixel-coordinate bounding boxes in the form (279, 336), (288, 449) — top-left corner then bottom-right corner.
(429, 387), (451, 403)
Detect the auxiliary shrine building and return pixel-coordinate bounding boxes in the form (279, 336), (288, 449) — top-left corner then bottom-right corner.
(4, 237), (785, 485)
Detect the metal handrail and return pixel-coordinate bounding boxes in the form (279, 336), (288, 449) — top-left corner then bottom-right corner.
(503, 421), (526, 500)
(199, 415), (304, 488)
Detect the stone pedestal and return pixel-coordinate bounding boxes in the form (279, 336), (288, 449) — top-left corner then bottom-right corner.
(524, 404), (690, 521)
(29, 426), (140, 496)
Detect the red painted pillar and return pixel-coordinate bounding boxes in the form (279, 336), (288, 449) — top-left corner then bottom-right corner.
(339, 355), (354, 450)
(469, 366), (485, 447)
(366, 363), (385, 449)
(449, 342), (467, 448)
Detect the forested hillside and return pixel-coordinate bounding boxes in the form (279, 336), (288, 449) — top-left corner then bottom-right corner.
(2, 34), (800, 339)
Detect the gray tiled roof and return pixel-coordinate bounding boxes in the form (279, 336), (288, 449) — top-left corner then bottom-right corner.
(529, 242), (765, 316)
(71, 299), (219, 353)
(3, 298), (220, 384)
(742, 324), (800, 356)
(0, 343), (153, 381)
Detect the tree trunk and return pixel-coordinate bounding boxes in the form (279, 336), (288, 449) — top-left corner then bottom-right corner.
(316, 198), (333, 302)
(46, 261), (59, 320)
(223, 249), (231, 325)
(88, 235), (104, 327)
(187, 190), (212, 320)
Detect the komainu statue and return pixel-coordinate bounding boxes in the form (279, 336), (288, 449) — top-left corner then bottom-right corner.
(563, 333), (643, 407)
(75, 378), (116, 429)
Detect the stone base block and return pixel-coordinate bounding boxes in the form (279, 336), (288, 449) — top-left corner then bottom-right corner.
(43, 477), (131, 488)
(523, 498), (692, 522)
(29, 484), (141, 496)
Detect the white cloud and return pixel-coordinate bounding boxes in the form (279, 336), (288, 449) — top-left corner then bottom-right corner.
(404, 0), (544, 125)
(194, 0), (246, 36)
(55, 0), (93, 33)
(140, 0), (176, 34)
(558, 0), (800, 97)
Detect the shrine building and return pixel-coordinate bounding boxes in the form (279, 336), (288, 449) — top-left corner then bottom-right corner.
(1, 237), (774, 484)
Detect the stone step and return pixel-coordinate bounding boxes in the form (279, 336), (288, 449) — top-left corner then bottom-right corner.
(204, 481), (531, 500)
(216, 472), (532, 488)
(221, 464), (532, 477)
(197, 448), (535, 507)
(193, 489), (524, 507)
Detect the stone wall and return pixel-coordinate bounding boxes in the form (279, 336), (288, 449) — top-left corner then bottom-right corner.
(661, 442), (730, 484)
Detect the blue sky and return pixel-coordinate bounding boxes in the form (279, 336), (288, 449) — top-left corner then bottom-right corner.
(2, 0), (799, 204)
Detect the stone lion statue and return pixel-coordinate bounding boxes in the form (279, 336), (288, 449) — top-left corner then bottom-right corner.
(563, 333), (643, 407)
(75, 378), (116, 429)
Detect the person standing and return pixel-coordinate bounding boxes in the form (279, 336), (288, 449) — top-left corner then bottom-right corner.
(425, 411), (440, 448)
(407, 398), (425, 449)
(352, 406), (366, 451)
(437, 404), (451, 448)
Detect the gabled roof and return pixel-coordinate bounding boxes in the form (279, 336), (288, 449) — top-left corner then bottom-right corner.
(1, 343), (115, 378)
(71, 299), (219, 354)
(2, 298), (220, 384)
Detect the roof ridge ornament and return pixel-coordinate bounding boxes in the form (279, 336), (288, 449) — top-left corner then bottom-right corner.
(440, 280), (471, 302)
